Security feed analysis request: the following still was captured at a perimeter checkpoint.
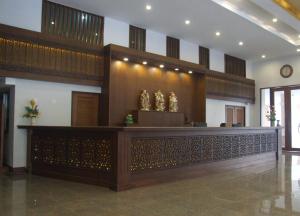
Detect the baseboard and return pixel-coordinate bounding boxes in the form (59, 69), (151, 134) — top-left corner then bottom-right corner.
(7, 166), (27, 175)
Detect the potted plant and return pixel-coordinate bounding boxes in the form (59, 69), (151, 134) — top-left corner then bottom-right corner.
(266, 105), (276, 127)
(23, 99), (40, 125)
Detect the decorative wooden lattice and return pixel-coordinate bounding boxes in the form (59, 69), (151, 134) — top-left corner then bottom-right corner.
(130, 133), (277, 172)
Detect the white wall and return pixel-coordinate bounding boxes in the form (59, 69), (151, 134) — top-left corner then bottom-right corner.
(5, 78), (101, 167)
(210, 49), (225, 72)
(180, 40), (198, 64)
(146, 30), (166, 56)
(104, 17), (129, 47)
(251, 54), (300, 126)
(0, 0), (42, 32)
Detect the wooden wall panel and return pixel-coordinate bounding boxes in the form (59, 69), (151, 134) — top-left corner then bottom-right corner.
(225, 54), (246, 77)
(129, 25), (146, 51)
(199, 46), (209, 69)
(106, 60), (205, 126)
(205, 71), (255, 103)
(42, 0), (104, 47)
(166, 36), (180, 59)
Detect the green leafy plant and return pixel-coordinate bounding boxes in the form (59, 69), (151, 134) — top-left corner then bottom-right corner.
(265, 105), (276, 122)
(23, 99), (40, 119)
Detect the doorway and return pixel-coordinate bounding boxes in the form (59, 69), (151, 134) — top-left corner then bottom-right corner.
(261, 85), (300, 151)
(225, 105), (245, 126)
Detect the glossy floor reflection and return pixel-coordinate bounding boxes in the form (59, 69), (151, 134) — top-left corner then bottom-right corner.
(1, 153), (300, 216)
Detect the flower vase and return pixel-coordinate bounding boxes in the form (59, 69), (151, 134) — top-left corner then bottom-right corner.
(271, 120), (275, 127)
(31, 118), (36, 126)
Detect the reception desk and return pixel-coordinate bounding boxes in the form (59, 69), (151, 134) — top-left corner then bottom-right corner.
(19, 126), (282, 191)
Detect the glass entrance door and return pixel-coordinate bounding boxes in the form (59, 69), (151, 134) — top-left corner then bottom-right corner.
(274, 90), (286, 149)
(291, 89), (300, 150)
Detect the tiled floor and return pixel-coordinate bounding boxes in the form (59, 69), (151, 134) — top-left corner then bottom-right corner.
(1, 153), (300, 216)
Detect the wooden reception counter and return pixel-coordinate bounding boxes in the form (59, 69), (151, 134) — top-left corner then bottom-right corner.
(19, 126), (282, 191)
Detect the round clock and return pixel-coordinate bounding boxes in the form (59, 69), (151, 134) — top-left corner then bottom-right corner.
(280, 64), (293, 78)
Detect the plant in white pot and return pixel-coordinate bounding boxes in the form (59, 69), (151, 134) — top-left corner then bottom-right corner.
(23, 99), (40, 125)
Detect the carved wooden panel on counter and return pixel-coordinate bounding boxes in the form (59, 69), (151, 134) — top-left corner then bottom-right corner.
(130, 132), (277, 172)
(205, 71), (255, 103)
(0, 37), (103, 86)
(31, 131), (112, 172)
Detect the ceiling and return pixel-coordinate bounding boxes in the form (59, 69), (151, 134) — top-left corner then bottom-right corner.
(52, 0), (300, 61)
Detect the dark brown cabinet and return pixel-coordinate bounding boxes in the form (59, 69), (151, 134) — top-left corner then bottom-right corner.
(226, 105), (245, 126)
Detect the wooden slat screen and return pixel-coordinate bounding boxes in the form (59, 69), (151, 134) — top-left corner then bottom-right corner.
(166, 36), (180, 59)
(199, 46), (209, 69)
(129, 25), (146, 51)
(225, 54), (246, 77)
(42, 0), (104, 46)
(0, 37), (103, 86)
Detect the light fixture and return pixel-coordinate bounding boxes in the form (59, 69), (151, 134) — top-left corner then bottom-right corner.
(272, 18), (278, 23)
(142, 61), (148, 65)
(175, 68), (179, 71)
(51, 21), (55, 25)
(239, 41), (244, 46)
(215, 31), (221, 36)
(185, 20), (191, 25)
(188, 70), (193, 74)
(298, 34), (300, 38)
(159, 64), (164, 68)
(146, 4), (152, 10)
(95, 33), (98, 36)
(82, 15), (86, 20)
(261, 55), (266, 59)
(123, 57), (129, 62)
(297, 49), (300, 52)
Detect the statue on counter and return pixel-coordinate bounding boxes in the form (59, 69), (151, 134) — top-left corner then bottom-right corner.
(140, 90), (151, 111)
(169, 92), (178, 112)
(154, 90), (165, 112)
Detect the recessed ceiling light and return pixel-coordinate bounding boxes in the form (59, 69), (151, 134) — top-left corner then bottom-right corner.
(297, 49), (300, 52)
(146, 4), (152, 10)
(82, 15), (86, 20)
(261, 55), (266, 59)
(298, 34), (300, 38)
(51, 21), (55, 25)
(142, 61), (148, 65)
(159, 64), (164, 68)
(175, 68), (179, 71)
(185, 20), (191, 25)
(239, 41), (244, 46)
(123, 57), (129, 62)
(272, 18), (278, 23)
(95, 33), (98, 36)
(188, 70), (193, 74)
(215, 31), (221, 36)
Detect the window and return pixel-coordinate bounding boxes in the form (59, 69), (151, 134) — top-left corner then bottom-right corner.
(129, 25), (146, 51)
(166, 36), (180, 59)
(42, 0), (104, 46)
(225, 54), (246, 77)
(199, 46), (209, 69)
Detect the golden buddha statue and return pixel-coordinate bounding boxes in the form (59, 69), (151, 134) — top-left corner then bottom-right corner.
(154, 90), (165, 112)
(140, 90), (151, 111)
(169, 92), (178, 112)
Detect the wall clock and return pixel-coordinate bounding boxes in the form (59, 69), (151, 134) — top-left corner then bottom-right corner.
(280, 64), (293, 78)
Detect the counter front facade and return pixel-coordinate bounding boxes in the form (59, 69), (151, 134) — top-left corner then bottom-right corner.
(19, 126), (282, 191)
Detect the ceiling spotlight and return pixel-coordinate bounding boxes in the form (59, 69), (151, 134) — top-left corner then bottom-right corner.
(185, 20), (191, 25)
(297, 49), (300, 52)
(159, 64), (164, 68)
(51, 21), (55, 25)
(146, 4), (152, 10)
(272, 18), (278, 23)
(142, 61), (148, 65)
(261, 55), (266, 59)
(215, 31), (221, 36)
(95, 33), (98, 36)
(188, 70), (193, 74)
(82, 15), (86, 20)
(239, 41), (244, 46)
(175, 68), (179, 71)
(123, 57), (129, 62)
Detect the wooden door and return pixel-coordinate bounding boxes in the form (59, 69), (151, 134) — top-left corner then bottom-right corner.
(226, 105), (245, 126)
(71, 92), (100, 126)
(0, 102), (4, 169)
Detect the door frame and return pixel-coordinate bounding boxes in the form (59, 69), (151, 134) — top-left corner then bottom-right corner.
(225, 105), (246, 126)
(261, 84), (300, 151)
